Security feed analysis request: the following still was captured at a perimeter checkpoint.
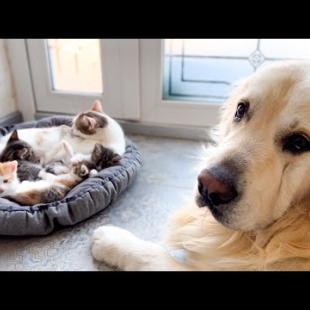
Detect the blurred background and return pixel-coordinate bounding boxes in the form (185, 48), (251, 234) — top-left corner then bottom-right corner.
(2, 39), (310, 137)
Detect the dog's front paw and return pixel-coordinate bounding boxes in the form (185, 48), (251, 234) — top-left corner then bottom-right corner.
(91, 226), (136, 267)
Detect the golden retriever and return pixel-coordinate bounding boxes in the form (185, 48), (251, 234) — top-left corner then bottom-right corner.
(91, 61), (310, 271)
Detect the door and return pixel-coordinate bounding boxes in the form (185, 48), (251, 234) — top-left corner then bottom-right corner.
(140, 39), (310, 128)
(27, 39), (140, 120)
(9, 39), (310, 132)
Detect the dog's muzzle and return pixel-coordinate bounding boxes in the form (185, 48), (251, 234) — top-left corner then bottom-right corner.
(197, 167), (238, 213)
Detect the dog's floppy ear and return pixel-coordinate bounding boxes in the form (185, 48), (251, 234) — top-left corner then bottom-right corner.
(91, 100), (103, 113)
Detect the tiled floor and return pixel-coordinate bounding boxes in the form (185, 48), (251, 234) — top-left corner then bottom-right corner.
(0, 135), (204, 271)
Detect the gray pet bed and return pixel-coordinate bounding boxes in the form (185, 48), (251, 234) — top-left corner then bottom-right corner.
(0, 116), (142, 236)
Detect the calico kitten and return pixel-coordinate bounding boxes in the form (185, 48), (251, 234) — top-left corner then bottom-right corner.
(0, 135), (87, 205)
(0, 161), (67, 205)
(0, 157), (90, 206)
(0, 130), (120, 205)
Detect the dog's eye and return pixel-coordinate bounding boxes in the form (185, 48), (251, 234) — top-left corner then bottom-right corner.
(283, 133), (310, 154)
(234, 101), (249, 122)
(3, 180), (8, 184)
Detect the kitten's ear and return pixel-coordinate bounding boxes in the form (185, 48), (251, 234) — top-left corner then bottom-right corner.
(91, 100), (103, 113)
(4, 160), (18, 175)
(94, 143), (103, 152)
(9, 130), (19, 142)
(91, 143), (103, 162)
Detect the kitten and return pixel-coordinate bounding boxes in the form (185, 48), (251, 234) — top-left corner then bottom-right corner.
(0, 101), (126, 165)
(91, 144), (122, 170)
(71, 144), (122, 177)
(0, 137), (88, 205)
(0, 157), (90, 206)
(0, 130), (43, 181)
(0, 130), (69, 182)
(0, 161), (68, 205)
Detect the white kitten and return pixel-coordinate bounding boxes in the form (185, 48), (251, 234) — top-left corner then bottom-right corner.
(0, 100), (126, 166)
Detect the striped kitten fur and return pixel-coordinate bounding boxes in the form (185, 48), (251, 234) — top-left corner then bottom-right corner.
(0, 131), (122, 205)
(0, 133), (87, 205)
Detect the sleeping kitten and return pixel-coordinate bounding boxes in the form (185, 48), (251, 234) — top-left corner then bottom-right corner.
(0, 100), (126, 166)
(0, 161), (68, 205)
(0, 135), (89, 205)
(0, 130), (44, 182)
(0, 156), (91, 206)
(71, 143), (122, 177)
(91, 144), (122, 170)
(0, 130), (69, 182)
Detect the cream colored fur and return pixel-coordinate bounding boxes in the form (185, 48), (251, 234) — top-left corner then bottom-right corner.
(91, 61), (310, 271)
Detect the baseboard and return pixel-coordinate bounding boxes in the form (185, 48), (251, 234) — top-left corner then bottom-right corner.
(118, 120), (211, 141)
(35, 111), (211, 141)
(0, 111), (23, 127)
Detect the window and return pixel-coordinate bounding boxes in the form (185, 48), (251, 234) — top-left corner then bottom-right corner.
(164, 39), (310, 103)
(10, 39), (310, 130)
(25, 39), (140, 119)
(47, 39), (103, 94)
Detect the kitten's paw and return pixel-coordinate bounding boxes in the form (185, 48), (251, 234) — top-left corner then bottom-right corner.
(89, 169), (98, 177)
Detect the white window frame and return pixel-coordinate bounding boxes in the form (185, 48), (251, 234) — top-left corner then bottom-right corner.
(7, 39), (221, 131)
(139, 39), (221, 128)
(7, 39), (140, 121)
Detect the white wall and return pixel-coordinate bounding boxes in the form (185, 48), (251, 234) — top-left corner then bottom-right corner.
(0, 39), (17, 118)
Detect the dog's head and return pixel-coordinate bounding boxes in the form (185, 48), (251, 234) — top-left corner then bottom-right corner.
(197, 61), (310, 231)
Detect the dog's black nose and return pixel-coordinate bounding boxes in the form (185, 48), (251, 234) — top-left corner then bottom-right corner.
(198, 169), (238, 206)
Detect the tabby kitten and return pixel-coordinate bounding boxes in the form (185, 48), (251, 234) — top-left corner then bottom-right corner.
(0, 130), (69, 181)
(92, 144), (122, 170)
(72, 144), (121, 177)
(0, 133), (89, 205)
(0, 130), (43, 181)
(0, 132), (119, 205)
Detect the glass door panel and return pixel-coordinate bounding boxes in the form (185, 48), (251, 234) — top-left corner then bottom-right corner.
(47, 39), (103, 94)
(27, 39), (139, 120)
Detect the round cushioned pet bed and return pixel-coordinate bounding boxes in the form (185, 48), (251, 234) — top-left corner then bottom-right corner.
(0, 116), (142, 236)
